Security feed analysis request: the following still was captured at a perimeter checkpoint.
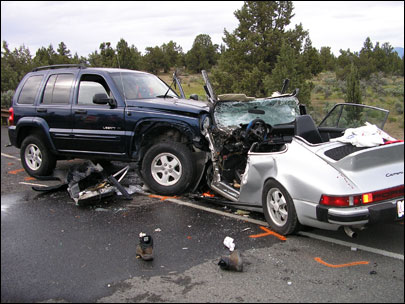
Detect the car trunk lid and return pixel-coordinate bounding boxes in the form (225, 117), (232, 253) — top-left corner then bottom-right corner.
(321, 142), (404, 191)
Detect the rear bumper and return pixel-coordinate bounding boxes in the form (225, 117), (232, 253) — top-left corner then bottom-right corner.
(8, 126), (17, 147)
(316, 199), (404, 225)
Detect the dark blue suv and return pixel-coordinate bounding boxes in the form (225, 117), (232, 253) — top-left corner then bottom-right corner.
(8, 65), (212, 195)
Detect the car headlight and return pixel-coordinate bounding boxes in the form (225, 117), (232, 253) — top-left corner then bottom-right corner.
(201, 116), (210, 135)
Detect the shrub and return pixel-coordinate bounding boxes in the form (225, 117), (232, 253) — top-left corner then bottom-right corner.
(394, 101), (404, 114)
(1, 90), (15, 109)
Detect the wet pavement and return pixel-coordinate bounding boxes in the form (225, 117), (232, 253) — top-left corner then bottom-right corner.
(1, 126), (404, 303)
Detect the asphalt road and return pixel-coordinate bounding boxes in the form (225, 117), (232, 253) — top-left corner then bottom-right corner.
(1, 125), (404, 303)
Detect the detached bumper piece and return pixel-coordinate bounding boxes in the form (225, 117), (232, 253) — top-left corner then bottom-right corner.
(67, 161), (131, 205)
(32, 160), (131, 205)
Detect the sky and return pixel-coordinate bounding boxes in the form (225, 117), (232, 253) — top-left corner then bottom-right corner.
(1, 1), (404, 58)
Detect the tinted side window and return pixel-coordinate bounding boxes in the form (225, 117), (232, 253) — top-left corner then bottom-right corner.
(78, 81), (108, 105)
(77, 74), (112, 105)
(42, 74), (74, 105)
(17, 75), (43, 104)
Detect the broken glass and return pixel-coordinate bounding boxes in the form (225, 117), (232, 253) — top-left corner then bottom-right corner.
(214, 97), (300, 128)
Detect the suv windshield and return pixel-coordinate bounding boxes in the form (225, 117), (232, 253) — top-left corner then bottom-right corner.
(214, 96), (300, 128)
(110, 72), (178, 100)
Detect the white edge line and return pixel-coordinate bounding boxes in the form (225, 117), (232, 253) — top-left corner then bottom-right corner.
(19, 182), (48, 187)
(1, 152), (19, 160)
(163, 197), (404, 261)
(298, 231), (404, 261)
(167, 197), (269, 227)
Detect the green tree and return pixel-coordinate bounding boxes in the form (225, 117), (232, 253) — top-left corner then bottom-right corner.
(358, 37), (377, 79)
(116, 38), (143, 70)
(335, 48), (356, 80)
(185, 34), (218, 73)
(319, 46), (336, 72)
(143, 46), (167, 74)
(71, 52), (88, 65)
(211, 1), (308, 97)
(33, 44), (59, 67)
(1, 41), (33, 91)
(161, 40), (184, 70)
(345, 63), (363, 125)
(55, 41), (72, 64)
(88, 42), (117, 67)
(300, 37), (322, 77)
(264, 39), (313, 105)
(346, 63), (362, 104)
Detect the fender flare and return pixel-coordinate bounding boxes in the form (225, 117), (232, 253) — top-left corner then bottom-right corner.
(131, 118), (199, 160)
(16, 117), (56, 152)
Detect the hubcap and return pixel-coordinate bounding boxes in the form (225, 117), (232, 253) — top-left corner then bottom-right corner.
(266, 188), (288, 227)
(151, 153), (182, 186)
(25, 143), (42, 171)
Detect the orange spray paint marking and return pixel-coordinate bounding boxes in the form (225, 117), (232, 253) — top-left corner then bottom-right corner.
(202, 192), (215, 197)
(314, 257), (369, 268)
(24, 177), (36, 181)
(249, 226), (287, 241)
(8, 168), (25, 175)
(148, 194), (178, 201)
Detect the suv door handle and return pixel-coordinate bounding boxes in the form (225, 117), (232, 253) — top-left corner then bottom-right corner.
(74, 109), (87, 114)
(36, 108), (47, 113)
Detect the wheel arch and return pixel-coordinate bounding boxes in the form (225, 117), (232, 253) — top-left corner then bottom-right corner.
(15, 117), (56, 152)
(133, 119), (198, 162)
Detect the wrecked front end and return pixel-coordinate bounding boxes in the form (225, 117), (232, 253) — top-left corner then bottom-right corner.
(201, 95), (300, 205)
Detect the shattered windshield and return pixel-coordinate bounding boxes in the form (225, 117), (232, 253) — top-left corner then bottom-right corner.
(214, 97), (300, 127)
(110, 72), (178, 100)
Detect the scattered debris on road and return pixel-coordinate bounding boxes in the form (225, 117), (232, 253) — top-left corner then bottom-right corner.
(30, 160), (133, 205)
(218, 250), (243, 272)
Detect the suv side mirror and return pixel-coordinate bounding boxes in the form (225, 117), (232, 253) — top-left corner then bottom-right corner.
(93, 93), (116, 108)
(299, 104), (307, 115)
(189, 94), (198, 101)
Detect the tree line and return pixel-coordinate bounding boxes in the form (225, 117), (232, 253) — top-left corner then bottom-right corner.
(1, 1), (403, 107)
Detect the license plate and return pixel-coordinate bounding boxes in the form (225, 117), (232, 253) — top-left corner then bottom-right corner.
(397, 200), (404, 218)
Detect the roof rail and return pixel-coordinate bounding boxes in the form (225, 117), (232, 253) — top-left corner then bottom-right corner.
(32, 64), (87, 72)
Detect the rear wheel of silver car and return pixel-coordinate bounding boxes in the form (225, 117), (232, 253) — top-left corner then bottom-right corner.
(262, 179), (300, 235)
(21, 135), (56, 177)
(142, 141), (195, 195)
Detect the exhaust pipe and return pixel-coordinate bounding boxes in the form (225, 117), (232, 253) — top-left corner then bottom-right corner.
(344, 226), (357, 238)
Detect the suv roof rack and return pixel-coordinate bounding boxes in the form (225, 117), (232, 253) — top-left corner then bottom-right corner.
(32, 64), (87, 72)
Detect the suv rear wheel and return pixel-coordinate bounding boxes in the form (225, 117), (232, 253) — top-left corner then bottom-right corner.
(142, 141), (195, 195)
(21, 135), (56, 176)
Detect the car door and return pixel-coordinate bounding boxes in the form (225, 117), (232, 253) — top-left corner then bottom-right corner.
(318, 103), (389, 141)
(71, 72), (126, 155)
(35, 72), (75, 151)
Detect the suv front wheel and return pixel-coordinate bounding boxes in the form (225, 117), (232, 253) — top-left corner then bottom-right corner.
(21, 135), (56, 177)
(142, 142), (195, 195)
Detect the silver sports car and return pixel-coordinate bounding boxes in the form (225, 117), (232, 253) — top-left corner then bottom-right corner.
(197, 72), (404, 236)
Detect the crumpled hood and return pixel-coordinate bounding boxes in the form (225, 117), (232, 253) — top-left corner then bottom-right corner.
(125, 98), (212, 114)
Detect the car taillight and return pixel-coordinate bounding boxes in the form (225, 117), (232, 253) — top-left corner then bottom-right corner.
(8, 107), (14, 126)
(320, 185), (404, 207)
(320, 195), (361, 207)
(361, 185), (404, 204)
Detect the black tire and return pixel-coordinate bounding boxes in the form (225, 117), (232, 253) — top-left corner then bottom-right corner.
(20, 135), (56, 177)
(262, 179), (300, 235)
(142, 141), (195, 195)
